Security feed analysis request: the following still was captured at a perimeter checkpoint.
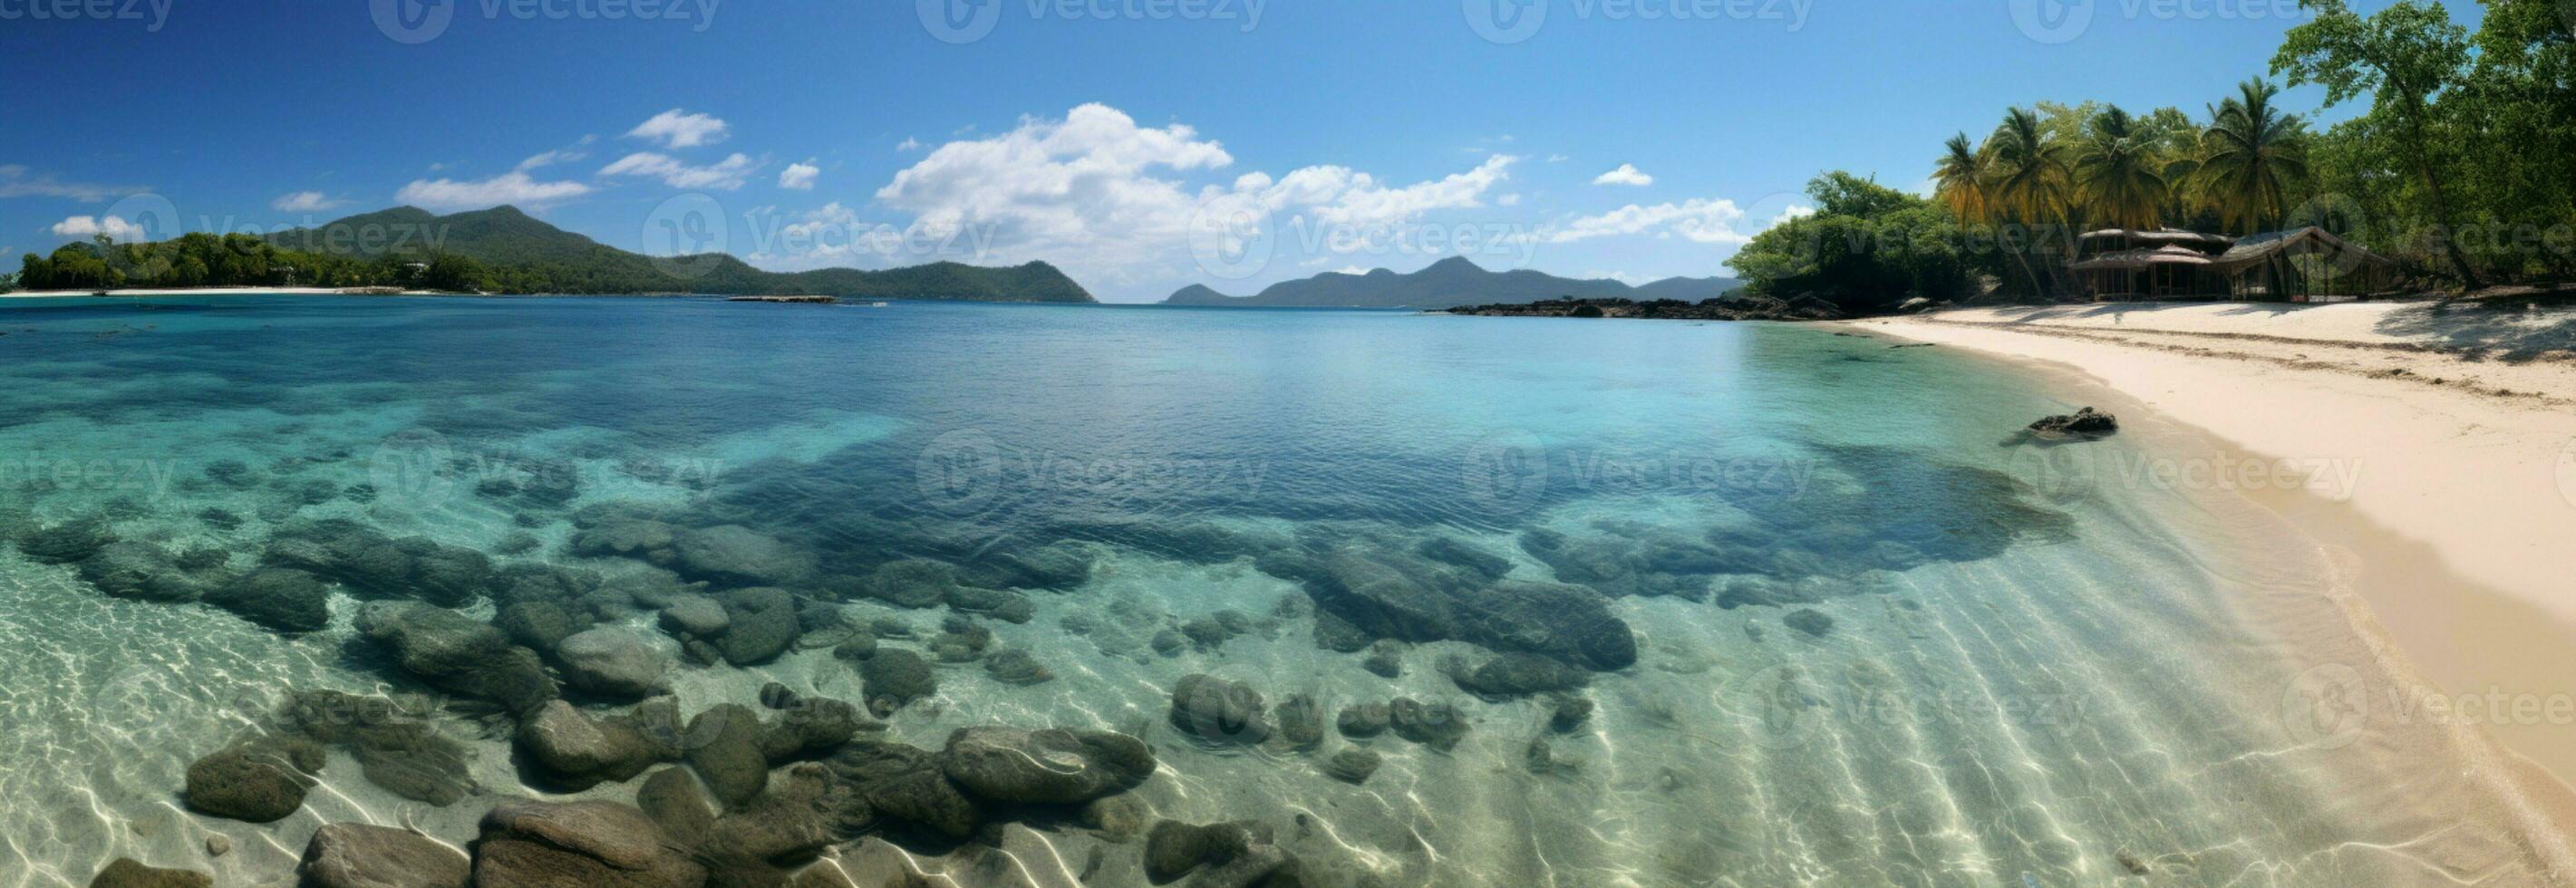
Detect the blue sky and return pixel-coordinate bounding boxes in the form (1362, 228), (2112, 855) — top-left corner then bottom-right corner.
(0, 0), (2448, 301)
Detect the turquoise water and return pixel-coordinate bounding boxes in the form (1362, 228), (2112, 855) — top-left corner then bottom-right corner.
(0, 296), (2558, 885)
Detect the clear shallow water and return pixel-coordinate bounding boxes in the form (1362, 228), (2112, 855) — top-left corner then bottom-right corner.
(0, 296), (2561, 886)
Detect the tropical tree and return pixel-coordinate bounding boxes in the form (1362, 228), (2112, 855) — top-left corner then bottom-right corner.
(1932, 133), (1995, 223)
(2073, 106), (2171, 230)
(2193, 79), (2311, 236)
(1982, 107), (2075, 294)
(2275, 0), (2484, 288)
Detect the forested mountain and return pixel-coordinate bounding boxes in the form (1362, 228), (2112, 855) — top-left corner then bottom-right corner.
(1162, 257), (1740, 308)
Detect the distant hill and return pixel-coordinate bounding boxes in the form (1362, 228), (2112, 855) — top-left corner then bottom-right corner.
(259, 206), (1093, 302)
(1161, 257), (1739, 309)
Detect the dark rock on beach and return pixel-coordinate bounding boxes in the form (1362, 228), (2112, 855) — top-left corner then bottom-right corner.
(2027, 407), (2119, 438)
(297, 823), (471, 888)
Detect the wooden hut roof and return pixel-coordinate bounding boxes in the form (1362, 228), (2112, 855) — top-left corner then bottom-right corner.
(2070, 245), (2217, 271)
(2079, 228), (2235, 249)
(2210, 227), (2396, 272)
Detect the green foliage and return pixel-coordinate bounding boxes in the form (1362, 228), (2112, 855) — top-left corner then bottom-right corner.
(1727, 173), (1969, 314)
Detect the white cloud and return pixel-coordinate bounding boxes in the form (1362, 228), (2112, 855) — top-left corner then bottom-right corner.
(625, 109), (730, 150)
(778, 161), (820, 190)
(271, 191), (346, 213)
(1, 165), (138, 201)
(516, 141), (593, 171)
(896, 137), (925, 151)
(1586, 269), (1649, 285)
(599, 152), (758, 190)
(1545, 154), (1571, 163)
(1543, 198), (1751, 245)
(1593, 163), (1654, 187)
(396, 171), (594, 210)
(1497, 193), (1522, 207)
(869, 103), (1519, 295)
(50, 215), (145, 239)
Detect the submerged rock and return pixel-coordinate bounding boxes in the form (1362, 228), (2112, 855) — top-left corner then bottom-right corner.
(825, 738), (983, 842)
(472, 798), (705, 888)
(682, 704), (770, 807)
(276, 690), (475, 806)
(861, 650), (939, 717)
(1389, 697), (1469, 751)
(297, 823), (470, 888)
(555, 628), (671, 700)
(1361, 640), (1405, 679)
(1274, 694), (1326, 750)
(1143, 819), (1292, 887)
(1169, 674), (1271, 745)
(711, 586), (800, 666)
(1545, 693), (1595, 734)
(670, 524), (814, 587)
(184, 740), (318, 823)
(86, 859), (210, 888)
(1785, 608), (1835, 637)
(353, 601), (558, 715)
(201, 567), (332, 633)
(1336, 702), (1390, 738)
(1322, 748), (1381, 785)
(266, 519), (496, 607)
(938, 727), (1155, 805)
(634, 767), (716, 840)
(850, 559), (958, 609)
(944, 585), (1036, 623)
(516, 700), (662, 791)
(1451, 653), (1592, 698)
(79, 542), (205, 603)
(983, 648), (1054, 686)
(19, 517), (114, 565)
(1285, 544), (1637, 671)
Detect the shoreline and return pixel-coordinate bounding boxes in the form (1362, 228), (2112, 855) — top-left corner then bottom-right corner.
(3, 286), (447, 298)
(1839, 303), (2576, 840)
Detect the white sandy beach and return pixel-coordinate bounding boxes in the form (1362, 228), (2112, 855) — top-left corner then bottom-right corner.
(1848, 301), (2576, 795)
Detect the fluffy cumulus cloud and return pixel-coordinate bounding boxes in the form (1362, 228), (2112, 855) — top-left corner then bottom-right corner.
(1542, 198), (1761, 245)
(871, 103), (1519, 292)
(396, 171), (594, 210)
(778, 161), (819, 190)
(50, 215), (145, 239)
(599, 152), (758, 190)
(1593, 163), (1654, 187)
(625, 109), (729, 150)
(271, 191), (345, 212)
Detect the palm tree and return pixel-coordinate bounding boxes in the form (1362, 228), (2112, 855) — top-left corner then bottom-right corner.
(1983, 107), (2074, 294)
(2193, 79), (2310, 236)
(2073, 106), (2170, 231)
(1932, 133), (1995, 223)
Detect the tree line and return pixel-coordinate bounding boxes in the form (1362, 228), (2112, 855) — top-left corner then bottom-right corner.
(1729, 0), (2572, 310)
(14, 232), (490, 293)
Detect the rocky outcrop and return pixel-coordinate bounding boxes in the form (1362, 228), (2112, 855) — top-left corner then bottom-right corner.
(470, 799), (705, 888)
(669, 525), (814, 587)
(2027, 407), (2118, 438)
(266, 519), (496, 607)
(276, 690), (475, 806)
(297, 823), (470, 888)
